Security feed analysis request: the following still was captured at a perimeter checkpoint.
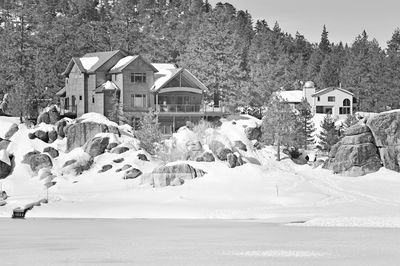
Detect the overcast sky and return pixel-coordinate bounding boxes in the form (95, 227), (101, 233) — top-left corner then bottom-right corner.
(209, 0), (400, 47)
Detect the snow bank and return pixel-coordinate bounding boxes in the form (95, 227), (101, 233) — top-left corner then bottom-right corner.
(0, 117), (20, 138)
(77, 112), (119, 127)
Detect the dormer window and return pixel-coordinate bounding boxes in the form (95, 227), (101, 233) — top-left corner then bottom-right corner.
(131, 73), (146, 83)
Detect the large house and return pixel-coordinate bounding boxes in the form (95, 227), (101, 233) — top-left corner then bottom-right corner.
(56, 50), (224, 133)
(277, 81), (354, 118)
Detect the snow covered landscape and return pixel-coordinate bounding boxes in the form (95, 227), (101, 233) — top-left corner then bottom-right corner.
(1, 112), (400, 230)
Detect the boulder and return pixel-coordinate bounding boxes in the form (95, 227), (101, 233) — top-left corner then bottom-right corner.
(0, 139), (11, 150)
(48, 106), (60, 124)
(111, 146), (129, 154)
(98, 164), (112, 173)
(43, 147), (59, 158)
(107, 143), (118, 150)
(38, 168), (54, 180)
(227, 153), (238, 168)
(1, 190), (8, 200)
(55, 119), (68, 138)
(84, 136), (110, 157)
(343, 124), (370, 136)
(65, 121), (120, 152)
(216, 148), (233, 161)
(366, 111), (400, 172)
(0, 151), (12, 179)
(28, 133), (36, 139)
(63, 159), (77, 168)
(233, 140), (247, 151)
(170, 178), (185, 186)
(202, 152), (215, 162)
(48, 130), (58, 143)
(22, 151), (40, 164)
(323, 124), (382, 176)
(37, 112), (50, 124)
(137, 153), (149, 161)
(151, 164), (206, 187)
(5, 123), (18, 139)
(113, 158), (124, 163)
(29, 154), (53, 173)
(245, 127), (261, 141)
(34, 130), (49, 143)
(123, 168), (143, 179)
(116, 164), (132, 172)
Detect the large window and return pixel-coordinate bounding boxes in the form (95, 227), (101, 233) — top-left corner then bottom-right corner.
(340, 98), (351, 114)
(131, 73), (146, 83)
(328, 96), (335, 102)
(131, 94), (147, 108)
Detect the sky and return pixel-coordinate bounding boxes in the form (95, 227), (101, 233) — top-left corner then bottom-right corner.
(209, 0), (400, 48)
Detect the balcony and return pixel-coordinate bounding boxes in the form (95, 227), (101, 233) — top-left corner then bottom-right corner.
(156, 104), (230, 115)
(60, 105), (77, 116)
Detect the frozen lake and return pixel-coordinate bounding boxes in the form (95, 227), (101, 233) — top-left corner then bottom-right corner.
(1, 218), (400, 265)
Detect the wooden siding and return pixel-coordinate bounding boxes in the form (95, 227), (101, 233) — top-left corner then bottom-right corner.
(121, 58), (155, 112)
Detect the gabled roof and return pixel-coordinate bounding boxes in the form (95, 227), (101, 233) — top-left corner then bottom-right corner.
(56, 87), (66, 97)
(312, 87), (354, 97)
(275, 90), (303, 103)
(94, 81), (120, 93)
(61, 50), (128, 76)
(109, 55), (158, 73)
(150, 64), (208, 92)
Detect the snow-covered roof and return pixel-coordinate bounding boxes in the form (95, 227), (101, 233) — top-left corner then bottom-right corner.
(152, 63), (178, 70)
(276, 90), (304, 103)
(95, 81), (120, 93)
(312, 87), (354, 97)
(109, 55), (158, 74)
(80, 57), (99, 70)
(150, 66), (208, 93)
(62, 50), (127, 76)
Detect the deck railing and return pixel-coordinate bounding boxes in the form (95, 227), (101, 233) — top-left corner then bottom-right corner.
(156, 104), (230, 114)
(60, 105), (77, 115)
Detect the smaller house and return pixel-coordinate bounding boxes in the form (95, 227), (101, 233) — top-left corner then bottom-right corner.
(276, 81), (354, 119)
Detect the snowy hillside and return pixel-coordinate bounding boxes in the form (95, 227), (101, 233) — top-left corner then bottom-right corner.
(1, 114), (400, 228)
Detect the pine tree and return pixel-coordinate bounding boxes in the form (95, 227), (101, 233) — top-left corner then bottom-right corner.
(108, 91), (127, 125)
(261, 96), (298, 161)
(319, 25), (331, 54)
(135, 109), (163, 155)
(296, 98), (315, 149)
(318, 115), (339, 152)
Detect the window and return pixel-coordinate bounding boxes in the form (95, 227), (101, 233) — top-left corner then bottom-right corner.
(328, 96), (335, 102)
(92, 96), (95, 103)
(340, 98), (351, 114)
(316, 106), (324, 114)
(131, 94), (147, 108)
(317, 96), (320, 102)
(131, 73), (146, 83)
(79, 95), (82, 101)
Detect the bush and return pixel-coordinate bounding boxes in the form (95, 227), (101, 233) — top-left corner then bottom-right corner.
(134, 109), (163, 155)
(192, 119), (212, 142)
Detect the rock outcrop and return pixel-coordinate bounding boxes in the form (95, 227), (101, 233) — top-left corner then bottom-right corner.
(245, 126), (261, 141)
(65, 121), (120, 152)
(366, 111), (400, 172)
(323, 124), (382, 176)
(5, 123), (18, 139)
(28, 154), (53, 173)
(43, 147), (59, 158)
(123, 168), (142, 179)
(84, 136), (110, 157)
(0, 150), (12, 179)
(151, 164), (206, 187)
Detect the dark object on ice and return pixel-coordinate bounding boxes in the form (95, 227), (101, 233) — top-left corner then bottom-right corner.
(12, 208), (27, 219)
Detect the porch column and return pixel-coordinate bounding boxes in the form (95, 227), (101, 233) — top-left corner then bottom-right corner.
(155, 93), (159, 112)
(173, 115), (176, 132)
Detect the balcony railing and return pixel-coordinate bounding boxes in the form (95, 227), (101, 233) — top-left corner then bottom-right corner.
(60, 105), (77, 115)
(156, 104), (230, 114)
